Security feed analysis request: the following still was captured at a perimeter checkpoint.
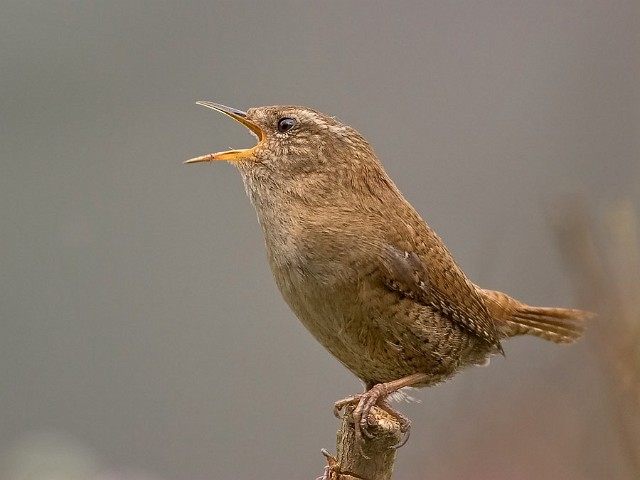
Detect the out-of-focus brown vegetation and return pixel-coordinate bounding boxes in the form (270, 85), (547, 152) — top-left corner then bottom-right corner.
(555, 200), (640, 476)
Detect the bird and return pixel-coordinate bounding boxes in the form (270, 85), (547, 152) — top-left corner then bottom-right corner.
(186, 101), (589, 447)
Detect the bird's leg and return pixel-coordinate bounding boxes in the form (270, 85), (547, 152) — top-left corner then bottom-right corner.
(334, 373), (429, 449)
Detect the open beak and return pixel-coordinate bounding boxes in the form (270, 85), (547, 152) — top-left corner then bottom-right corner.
(185, 102), (264, 164)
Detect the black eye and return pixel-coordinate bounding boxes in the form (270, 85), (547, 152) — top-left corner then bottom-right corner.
(277, 117), (296, 133)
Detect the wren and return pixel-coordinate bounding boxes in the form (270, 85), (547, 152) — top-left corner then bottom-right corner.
(186, 102), (588, 445)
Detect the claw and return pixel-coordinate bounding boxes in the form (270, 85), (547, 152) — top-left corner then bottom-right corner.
(333, 394), (371, 457)
(333, 395), (359, 419)
(393, 423), (411, 449)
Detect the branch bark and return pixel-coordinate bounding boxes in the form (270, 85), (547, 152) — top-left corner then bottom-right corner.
(321, 405), (402, 480)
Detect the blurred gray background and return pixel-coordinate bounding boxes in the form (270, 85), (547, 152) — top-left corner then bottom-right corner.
(1, 1), (638, 479)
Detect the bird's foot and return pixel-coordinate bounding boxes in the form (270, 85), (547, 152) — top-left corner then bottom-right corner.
(334, 385), (411, 452)
(334, 373), (429, 454)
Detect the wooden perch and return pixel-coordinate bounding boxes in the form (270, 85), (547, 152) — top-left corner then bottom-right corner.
(321, 405), (402, 480)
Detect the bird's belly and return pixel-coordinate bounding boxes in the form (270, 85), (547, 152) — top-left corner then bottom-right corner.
(274, 266), (485, 386)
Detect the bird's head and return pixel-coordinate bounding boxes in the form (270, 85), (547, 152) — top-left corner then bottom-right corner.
(185, 102), (378, 179)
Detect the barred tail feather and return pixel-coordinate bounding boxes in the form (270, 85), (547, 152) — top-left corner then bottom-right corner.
(510, 305), (587, 343)
(479, 288), (590, 344)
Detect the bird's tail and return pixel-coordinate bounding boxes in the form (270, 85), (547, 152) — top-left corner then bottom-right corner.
(479, 288), (589, 344)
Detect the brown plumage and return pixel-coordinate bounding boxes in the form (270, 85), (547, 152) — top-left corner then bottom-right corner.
(186, 102), (590, 445)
